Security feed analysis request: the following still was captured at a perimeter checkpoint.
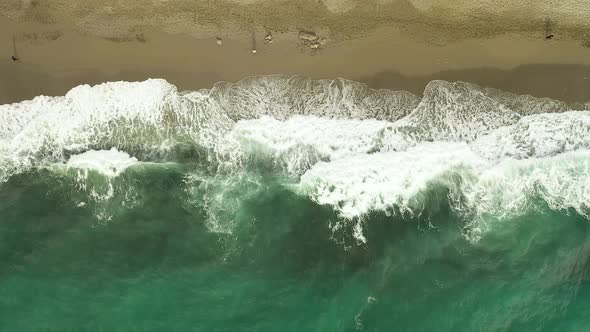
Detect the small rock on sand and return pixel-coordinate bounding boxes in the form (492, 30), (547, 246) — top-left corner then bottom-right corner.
(216, 37), (223, 45)
(265, 32), (273, 44)
(299, 31), (318, 42)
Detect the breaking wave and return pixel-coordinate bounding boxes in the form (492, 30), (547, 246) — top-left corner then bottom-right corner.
(1, 75), (589, 242)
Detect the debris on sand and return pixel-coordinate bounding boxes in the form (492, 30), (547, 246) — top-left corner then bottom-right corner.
(264, 32), (273, 44)
(216, 37), (223, 45)
(299, 31), (319, 42)
(298, 30), (327, 50)
(135, 33), (147, 43)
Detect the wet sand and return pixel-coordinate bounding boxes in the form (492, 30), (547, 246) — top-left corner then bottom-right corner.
(1, 4), (590, 104)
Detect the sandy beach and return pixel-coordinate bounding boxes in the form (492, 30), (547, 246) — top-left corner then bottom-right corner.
(1, 0), (590, 104)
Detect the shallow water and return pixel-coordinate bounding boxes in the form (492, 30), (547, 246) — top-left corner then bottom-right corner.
(1, 76), (589, 331)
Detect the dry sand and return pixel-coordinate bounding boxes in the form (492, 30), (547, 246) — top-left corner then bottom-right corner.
(1, 0), (590, 104)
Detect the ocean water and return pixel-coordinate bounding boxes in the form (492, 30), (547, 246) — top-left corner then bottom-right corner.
(1, 76), (590, 331)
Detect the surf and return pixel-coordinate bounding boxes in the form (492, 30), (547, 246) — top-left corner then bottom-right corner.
(1, 75), (589, 242)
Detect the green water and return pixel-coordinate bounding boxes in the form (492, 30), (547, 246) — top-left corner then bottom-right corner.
(1, 165), (589, 332)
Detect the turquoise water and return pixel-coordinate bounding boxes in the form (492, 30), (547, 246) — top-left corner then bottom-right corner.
(1, 77), (589, 331)
(1, 167), (589, 331)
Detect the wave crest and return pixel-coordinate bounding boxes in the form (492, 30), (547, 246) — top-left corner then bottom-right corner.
(1, 75), (588, 242)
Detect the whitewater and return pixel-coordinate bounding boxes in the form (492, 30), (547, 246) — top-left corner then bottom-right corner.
(1, 76), (589, 242)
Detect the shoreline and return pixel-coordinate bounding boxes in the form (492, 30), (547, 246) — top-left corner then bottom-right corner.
(2, 15), (590, 104)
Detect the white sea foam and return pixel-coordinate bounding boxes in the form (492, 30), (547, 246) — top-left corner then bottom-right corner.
(299, 141), (590, 241)
(392, 81), (521, 143)
(300, 142), (486, 220)
(228, 115), (392, 175)
(472, 111), (590, 161)
(461, 150), (590, 221)
(0, 79), (191, 182)
(0, 76), (418, 182)
(209, 75), (420, 121)
(66, 148), (139, 177)
(1, 76), (587, 240)
(49, 148), (144, 224)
